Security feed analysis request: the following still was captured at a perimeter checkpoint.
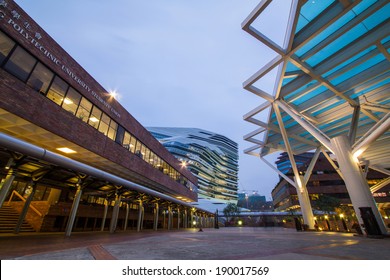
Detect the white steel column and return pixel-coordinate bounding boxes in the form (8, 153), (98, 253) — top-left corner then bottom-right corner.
(65, 185), (83, 237)
(101, 199), (109, 231)
(331, 135), (387, 235)
(109, 194), (121, 233)
(274, 103), (315, 229)
(177, 208), (180, 229)
(0, 167), (16, 208)
(123, 203), (130, 231)
(168, 206), (172, 230)
(153, 202), (159, 231)
(184, 209), (188, 228)
(137, 200), (143, 232)
(14, 181), (36, 234)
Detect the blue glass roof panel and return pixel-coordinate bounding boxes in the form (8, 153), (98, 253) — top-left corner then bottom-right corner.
(306, 23), (369, 67)
(284, 80), (319, 100)
(322, 45), (377, 78)
(296, 0), (336, 33)
(295, 10), (356, 57)
(352, 0), (378, 15)
(349, 77), (390, 99)
(361, 3), (390, 30)
(329, 53), (386, 86)
(291, 85), (328, 106)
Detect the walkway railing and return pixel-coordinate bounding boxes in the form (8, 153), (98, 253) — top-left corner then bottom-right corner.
(7, 190), (43, 217)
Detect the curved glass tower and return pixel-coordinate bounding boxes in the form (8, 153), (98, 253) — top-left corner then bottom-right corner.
(148, 127), (239, 204)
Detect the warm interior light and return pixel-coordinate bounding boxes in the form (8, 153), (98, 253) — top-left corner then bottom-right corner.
(176, 196), (183, 199)
(339, 214), (344, 218)
(353, 149), (364, 163)
(89, 117), (99, 123)
(63, 98), (73, 105)
(56, 147), (77, 154)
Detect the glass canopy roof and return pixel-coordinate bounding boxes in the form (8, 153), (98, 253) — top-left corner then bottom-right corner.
(243, 0), (390, 170)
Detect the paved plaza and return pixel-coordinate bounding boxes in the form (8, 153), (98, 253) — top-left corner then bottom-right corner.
(0, 227), (389, 260)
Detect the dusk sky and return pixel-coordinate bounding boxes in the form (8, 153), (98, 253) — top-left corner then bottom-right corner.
(15, 0), (291, 199)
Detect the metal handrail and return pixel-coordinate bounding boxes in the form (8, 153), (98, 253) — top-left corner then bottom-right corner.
(7, 190), (43, 217)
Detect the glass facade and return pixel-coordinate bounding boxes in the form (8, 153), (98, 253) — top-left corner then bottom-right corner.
(148, 127), (238, 203)
(0, 30), (194, 191)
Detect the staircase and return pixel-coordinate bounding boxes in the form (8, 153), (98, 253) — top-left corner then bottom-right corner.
(0, 205), (35, 233)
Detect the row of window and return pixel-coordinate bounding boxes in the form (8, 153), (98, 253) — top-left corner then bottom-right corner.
(0, 30), (194, 191)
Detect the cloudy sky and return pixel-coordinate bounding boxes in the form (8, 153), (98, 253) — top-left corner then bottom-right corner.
(15, 0), (291, 199)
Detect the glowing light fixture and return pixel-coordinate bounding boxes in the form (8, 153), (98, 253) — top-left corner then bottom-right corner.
(63, 98), (73, 105)
(56, 147), (77, 154)
(353, 149), (364, 163)
(89, 117), (99, 123)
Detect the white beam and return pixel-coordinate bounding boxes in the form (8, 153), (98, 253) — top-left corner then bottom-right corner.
(370, 177), (390, 193)
(320, 147), (344, 180)
(352, 113), (390, 156)
(369, 165), (390, 176)
(348, 106), (360, 145)
(259, 156), (296, 187)
(276, 99), (333, 153)
(303, 147), (321, 186)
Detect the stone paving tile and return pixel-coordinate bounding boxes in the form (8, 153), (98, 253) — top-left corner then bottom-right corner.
(1, 227), (390, 260)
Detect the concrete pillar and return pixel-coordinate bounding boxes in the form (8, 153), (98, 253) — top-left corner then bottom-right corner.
(168, 206), (172, 230)
(177, 208), (180, 229)
(0, 168), (16, 208)
(124, 203), (130, 231)
(109, 194), (121, 233)
(65, 185), (82, 237)
(190, 211), (194, 228)
(137, 200), (143, 232)
(184, 209), (187, 228)
(101, 199), (109, 231)
(331, 135), (387, 235)
(163, 210), (166, 229)
(153, 202), (159, 231)
(14, 182), (36, 234)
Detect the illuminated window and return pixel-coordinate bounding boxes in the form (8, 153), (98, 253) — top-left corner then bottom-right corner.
(62, 87), (81, 115)
(76, 97), (92, 122)
(88, 106), (102, 128)
(47, 76), (68, 106)
(98, 113), (110, 135)
(107, 120), (117, 140)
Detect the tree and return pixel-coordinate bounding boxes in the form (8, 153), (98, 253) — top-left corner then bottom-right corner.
(223, 203), (240, 225)
(312, 194), (341, 214)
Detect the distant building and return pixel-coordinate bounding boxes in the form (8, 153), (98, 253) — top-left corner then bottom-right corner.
(148, 127), (239, 209)
(272, 152), (390, 217)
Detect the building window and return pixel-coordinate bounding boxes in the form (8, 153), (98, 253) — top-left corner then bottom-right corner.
(98, 113), (110, 135)
(4, 46), (37, 81)
(88, 106), (102, 129)
(129, 136), (136, 153)
(0, 31), (15, 64)
(47, 76), (68, 106)
(76, 97), (92, 122)
(27, 62), (54, 94)
(62, 87), (81, 115)
(107, 120), (117, 141)
(122, 131), (131, 150)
